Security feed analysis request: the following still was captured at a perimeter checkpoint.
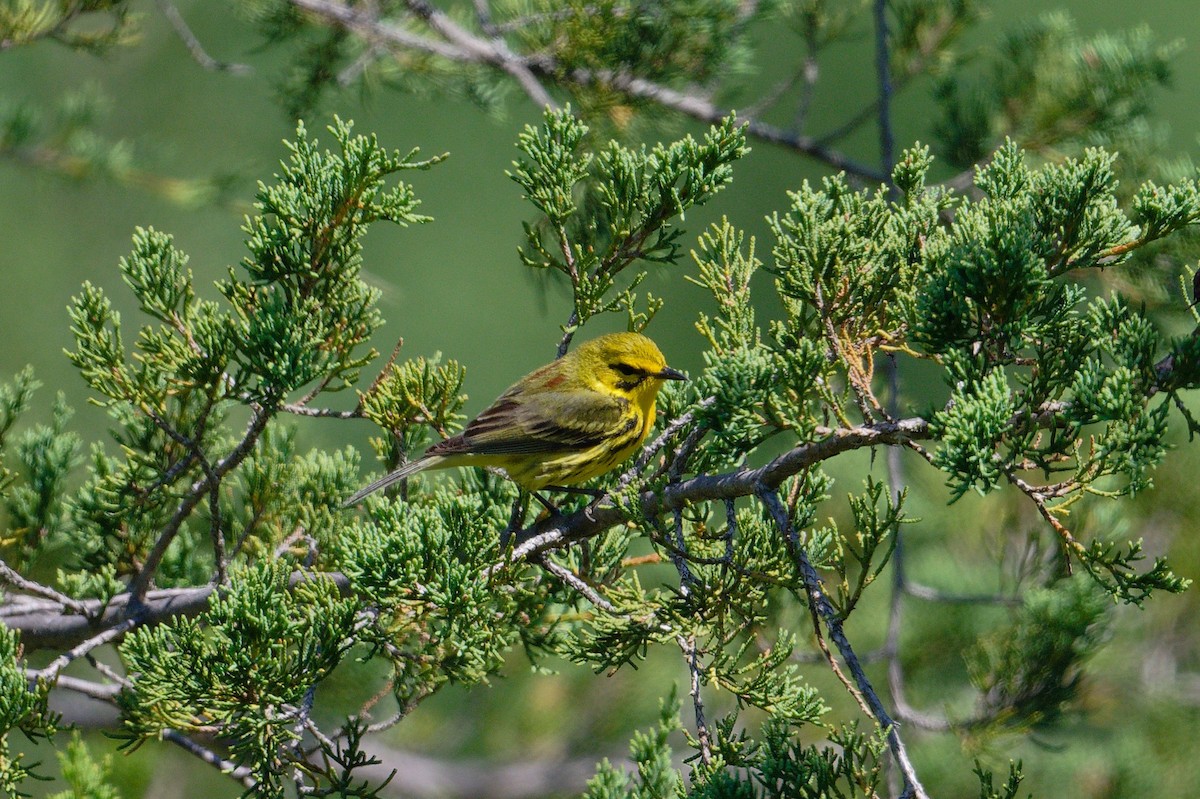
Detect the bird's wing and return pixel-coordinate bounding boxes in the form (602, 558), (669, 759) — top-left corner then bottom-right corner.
(428, 389), (632, 457)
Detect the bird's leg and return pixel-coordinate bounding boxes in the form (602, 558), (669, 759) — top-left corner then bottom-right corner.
(529, 490), (561, 515)
(500, 491), (530, 549)
(544, 484), (616, 518)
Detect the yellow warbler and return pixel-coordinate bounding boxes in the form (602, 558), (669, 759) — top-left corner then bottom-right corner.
(345, 332), (686, 504)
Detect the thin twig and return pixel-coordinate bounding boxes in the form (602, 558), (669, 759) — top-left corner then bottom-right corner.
(614, 397), (714, 492)
(35, 618), (138, 684)
(403, 0), (556, 109)
(472, 0), (496, 35)
(155, 0), (252, 74)
(903, 581), (1021, 606)
(796, 557), (872, 717)
(0, 560), (95, 618)
(813, 281), (877, 422)
(338, 41), (387, 85)
(279, 403), (362, 419)
(164, 729), (256, 788)
(85, 654), (132, 687)
(677, 633), (713, 766)
(285, 0), (885, 181)
(141, 403), (227, 585)
(1007, 473), (1088, 575)
(574, 69), (887, 182)
(873, 0), (896, 181)
(130, 406), (272, 605)
(757, 485), (929, 799)
(874, 0), (943, 708)
(538, 557), (617, 613)
(720, 499), (737, 580)
(794, 21), (821, 130)
(37, 673), (121, 702)
(668, 509), (696, 595)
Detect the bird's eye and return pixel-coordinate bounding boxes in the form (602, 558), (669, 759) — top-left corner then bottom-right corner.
(612, 362), (642, 377)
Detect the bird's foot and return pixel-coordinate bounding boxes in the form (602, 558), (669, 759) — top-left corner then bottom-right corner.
(500, 493), (531, 549)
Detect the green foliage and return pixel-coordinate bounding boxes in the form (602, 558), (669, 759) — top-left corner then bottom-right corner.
(2, 392), (79, 566)
(117, 563), (358, 798)
(0, 0), (131, 53)
(932, 369), (1017, 498)
(535, 0), (749, 88)
(222, 117), (442, 403)
(965, 576), (1111, 736)
(682, 220), (828, 471)
(975, 761), (1028, 799)
(690, 221), (760, 352)
(688, 721), (888, 799)
(47, 732), (122, 799)
(512, 107), (747, 336)
(335, 490), (554, 698)
(586, 696), (890, 799)
(358, 353), (468, 469)
(886, 141), (1198, 600)
(3, 35), (1200, 793)
(58, 118), (440, 584)
(0, 625), (56, 797)
(913, 142), (1106, 368)
(825, 478), (904, 617)
(584, 691), (683, 799)
(0, 368), (38, 498)
(769, 175), (908, 344)
(934, 12), (1178, 168)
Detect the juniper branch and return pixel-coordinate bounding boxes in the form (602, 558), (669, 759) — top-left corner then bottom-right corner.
(1, 572), (350, 651)
(164, 729), (256, 789)
(128, 405), (272, 605)
(757, 485), (929, 799)
(34, 618), (138, 685)
(281, 0), (885, 181)
(503, 415), (933, 564)
(37, 674), (121, 702)
(0, 560), (94, 618)
(154, 0), (251, 74)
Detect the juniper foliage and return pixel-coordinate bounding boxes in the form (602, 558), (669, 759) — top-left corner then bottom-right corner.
(0, 103), (1197, 795)
(2, 2), (1200, 797)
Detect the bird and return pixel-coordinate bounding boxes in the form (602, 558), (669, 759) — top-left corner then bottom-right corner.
(344, 332), (687, 506)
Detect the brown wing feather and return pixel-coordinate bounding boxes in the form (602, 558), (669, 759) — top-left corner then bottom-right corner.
(427, 390), (630, 457)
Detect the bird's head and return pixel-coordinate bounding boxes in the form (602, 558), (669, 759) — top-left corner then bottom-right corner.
(574, 332), (687, 404)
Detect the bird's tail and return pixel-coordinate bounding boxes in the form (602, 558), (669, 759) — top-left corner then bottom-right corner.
(342, 456), (445, 507)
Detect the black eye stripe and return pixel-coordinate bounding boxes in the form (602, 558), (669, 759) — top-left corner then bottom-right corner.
(613, 362), (643, 376)
(616, 376), (646, 391)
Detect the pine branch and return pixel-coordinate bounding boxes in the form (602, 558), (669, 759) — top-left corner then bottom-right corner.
(290, 0), (555, 108)
(565, 68), (888, 182)
(164, 729), (256, 789)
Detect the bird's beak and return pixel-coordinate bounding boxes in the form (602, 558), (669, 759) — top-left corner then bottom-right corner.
(656, 366), (688, 381)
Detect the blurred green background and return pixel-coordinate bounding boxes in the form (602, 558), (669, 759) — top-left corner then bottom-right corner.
(4, 1), (1200, 797)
